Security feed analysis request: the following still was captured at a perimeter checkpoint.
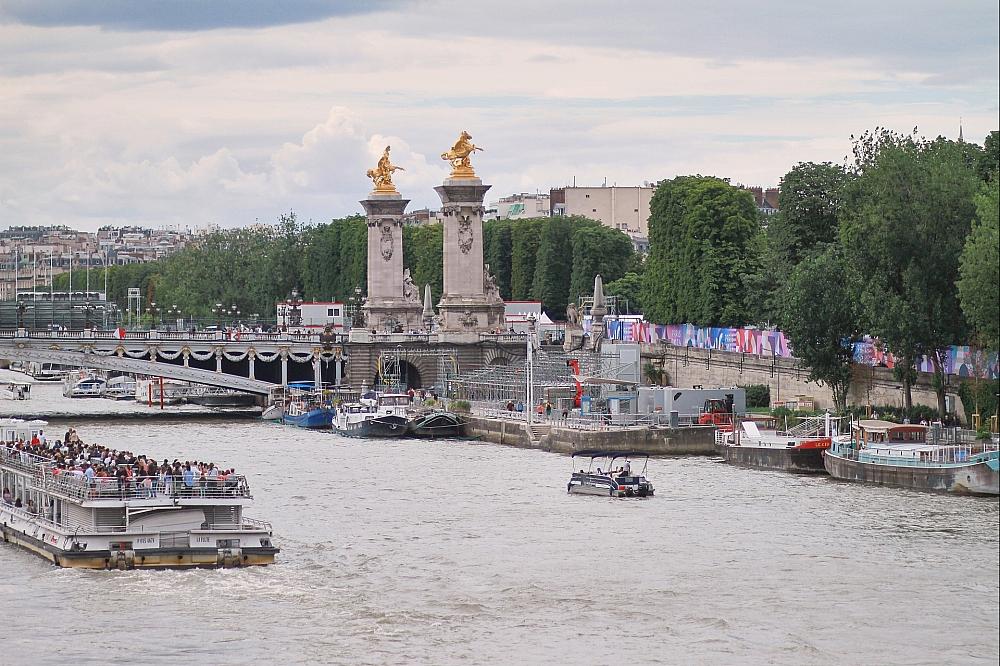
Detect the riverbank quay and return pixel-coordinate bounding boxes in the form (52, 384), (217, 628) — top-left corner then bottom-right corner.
(636, 342), (969, 416)
(465, 410), (717, 454)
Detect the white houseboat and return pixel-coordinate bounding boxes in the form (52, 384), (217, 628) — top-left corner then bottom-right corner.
(1, 419), (278, 569)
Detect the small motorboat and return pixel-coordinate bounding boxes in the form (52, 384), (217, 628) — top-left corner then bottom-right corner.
(567, 450), (655, 497)
(2, 382), (31, 400)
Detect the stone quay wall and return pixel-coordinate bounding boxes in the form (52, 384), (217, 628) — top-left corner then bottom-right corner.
(638, 343), (963, 416)
(465, 415), (717, 456)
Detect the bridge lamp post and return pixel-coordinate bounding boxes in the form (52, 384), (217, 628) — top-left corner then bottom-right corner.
(277, 304), (289, 332)
(168, 304), (182, 329)
(288, 288), (303, 329)
(83, 301), (95, 330)
(526, 312), (537, 425)
(16, 301), (26, 329)
(146, 302), (161, 329)
(212, 302), (223, 329)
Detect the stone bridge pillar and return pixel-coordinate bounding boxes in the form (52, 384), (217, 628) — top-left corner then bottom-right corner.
(361, 193), (422, 332)
(435, 176), (504, 331)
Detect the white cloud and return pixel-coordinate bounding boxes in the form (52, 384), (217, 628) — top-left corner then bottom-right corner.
(0, 5), (996, 231)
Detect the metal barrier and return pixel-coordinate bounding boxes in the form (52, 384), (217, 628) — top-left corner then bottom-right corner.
(38, 470), (252, 501)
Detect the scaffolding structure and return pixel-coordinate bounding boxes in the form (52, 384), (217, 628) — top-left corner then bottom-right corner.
(446, 346), (637, 407)
(375, 347), (461, 393)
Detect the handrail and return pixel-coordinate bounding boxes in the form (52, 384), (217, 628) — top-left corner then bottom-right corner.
(37, 470), (252, 501)
(0, 504), (272, 534)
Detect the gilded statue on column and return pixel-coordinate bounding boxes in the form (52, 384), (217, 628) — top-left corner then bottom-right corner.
(440, 130), (483, 178)
(367, 145), (405, 193)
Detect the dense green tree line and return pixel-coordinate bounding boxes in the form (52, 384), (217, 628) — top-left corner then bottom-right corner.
(54, 212), (637, 323)
(639, 129), (997, 412)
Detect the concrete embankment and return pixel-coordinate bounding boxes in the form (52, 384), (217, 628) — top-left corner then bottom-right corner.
(465, 415), (717, 455)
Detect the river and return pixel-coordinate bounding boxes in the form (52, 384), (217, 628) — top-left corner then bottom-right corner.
(2, 380), (998, 665)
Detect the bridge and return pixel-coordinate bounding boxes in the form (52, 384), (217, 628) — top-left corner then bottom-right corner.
(0, 329), (347, 395)
(0, 328), (527, 395)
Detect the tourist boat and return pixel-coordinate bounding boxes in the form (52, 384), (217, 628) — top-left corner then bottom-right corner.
(101, 375), (137, 400)
(27, 362), (75, 382)
(62, 372), (107, 398)
(333, 393), (411, 438)
(407, 410), (466, 438)
(2, 382), (31, 401)
(824, 419), (1000, 496)
(0, 419), (279, 569)
(715, 415), (839, 474)
(282, 392), (334, 429)
(567, 450), (655, 497)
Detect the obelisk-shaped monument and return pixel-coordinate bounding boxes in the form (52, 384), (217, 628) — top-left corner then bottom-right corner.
(435, 131), (505, 332)
(360, 146), (422, 332)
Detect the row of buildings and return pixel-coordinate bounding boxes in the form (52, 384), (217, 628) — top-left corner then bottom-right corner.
(0, 225), (194, 300)
(404, 184), (779, 254)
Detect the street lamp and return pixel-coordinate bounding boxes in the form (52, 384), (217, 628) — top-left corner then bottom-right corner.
(211, 302), (223, 329)
(348, 285), (364, 329)
(16, 300), (26, 329)
(167, 304), (182, 329)
(526, 312), (538, 425)
(83, 301), (95, 330)
(145, 301), (161, 329)
(288, 288), (303, 328)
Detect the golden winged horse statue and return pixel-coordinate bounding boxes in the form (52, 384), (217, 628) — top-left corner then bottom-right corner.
(440, 131), (483, 178)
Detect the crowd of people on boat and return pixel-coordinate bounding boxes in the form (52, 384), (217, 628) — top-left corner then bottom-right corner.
(1, 427), (245, 502)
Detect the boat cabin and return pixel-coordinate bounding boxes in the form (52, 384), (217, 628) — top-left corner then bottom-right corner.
(852, 420), (927, 447)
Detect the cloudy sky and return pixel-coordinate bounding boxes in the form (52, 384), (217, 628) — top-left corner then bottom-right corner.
(1, 0), (997, 231)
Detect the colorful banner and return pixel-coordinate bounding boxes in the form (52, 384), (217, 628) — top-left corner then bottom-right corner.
(605, 320), (998, 379)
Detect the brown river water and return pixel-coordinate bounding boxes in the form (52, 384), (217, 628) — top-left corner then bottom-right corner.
(1, 382), (998, 665)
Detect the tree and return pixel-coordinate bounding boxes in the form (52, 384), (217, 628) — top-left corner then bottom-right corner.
(770, 162), (850, 266)
(510, 219), (544, 300)
(403, 224), (443, 304)
(780, 246), (858, 412)
(483, 219), (513, 300)
(644, 176), (760, 326)
(977, 130), (998, 183)
(532, 216), (576, 318)
(958, 177), (1000, 350)
(568, 224), (634, 304)
(606, 272), (644, 314)
(841, 129), (981, 414)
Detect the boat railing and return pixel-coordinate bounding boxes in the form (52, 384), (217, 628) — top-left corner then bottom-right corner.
(1, 503), (271, 534)
(0, 445), (51, 474)
(832, 440), (1000, 466)
(36, 470), (252, 501)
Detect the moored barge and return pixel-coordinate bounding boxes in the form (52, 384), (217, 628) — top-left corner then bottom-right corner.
(824, 420), (999, 496)
(1, 418), (278, 569)
(716, 416), (837, 474)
